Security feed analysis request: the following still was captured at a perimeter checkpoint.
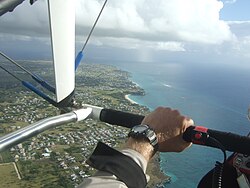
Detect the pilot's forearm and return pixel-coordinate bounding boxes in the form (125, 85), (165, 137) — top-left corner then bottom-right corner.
(124, 137), (156, 163)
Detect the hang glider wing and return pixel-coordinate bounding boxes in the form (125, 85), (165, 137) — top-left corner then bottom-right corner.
(47, 0), (75, 107)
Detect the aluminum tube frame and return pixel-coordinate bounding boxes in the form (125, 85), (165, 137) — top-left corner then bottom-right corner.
(0, 112), (77, 152)
(0, 106), (93, 152)
(82, 104), (103, 120)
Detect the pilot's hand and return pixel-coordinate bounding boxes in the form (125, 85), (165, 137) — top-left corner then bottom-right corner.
(142, 107), (193, 152)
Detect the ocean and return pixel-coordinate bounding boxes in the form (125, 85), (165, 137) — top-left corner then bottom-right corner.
(90, 58), (250, 188)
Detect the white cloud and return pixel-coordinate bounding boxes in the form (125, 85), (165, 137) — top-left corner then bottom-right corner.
(220, 21), (250, 58)
(0, 0), (240, 53)
(75, 0), (235, 45)
(224, 0), (237, 4)
(227, 20), (250, 24)
(154, 42), (186, 51)
(81, 36), (185, 52)
(146, 0), (234, 43)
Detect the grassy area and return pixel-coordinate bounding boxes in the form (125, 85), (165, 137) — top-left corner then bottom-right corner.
(52, 144), (70, 153)
(15, 159), (69, 188)
(0, 163), (20, 188)
(1, 121), (29, 132)
(0, 151), (13, 163)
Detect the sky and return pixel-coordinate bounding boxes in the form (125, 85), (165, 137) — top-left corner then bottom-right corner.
(0, 0), (250, 66)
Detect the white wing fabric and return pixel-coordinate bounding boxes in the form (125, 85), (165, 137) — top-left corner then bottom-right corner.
(48, 0), (75, 105)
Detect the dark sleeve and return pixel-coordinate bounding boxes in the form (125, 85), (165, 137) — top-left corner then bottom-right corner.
(86, 142), (147, 188)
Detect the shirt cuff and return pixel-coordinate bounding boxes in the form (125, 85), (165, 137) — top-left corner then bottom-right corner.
(121, 149), (148, 173)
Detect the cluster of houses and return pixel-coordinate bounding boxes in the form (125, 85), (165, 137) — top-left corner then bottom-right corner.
(1, 64), (150, 186)
(8, 117), (128, 185)
(1, 91), (53, 124)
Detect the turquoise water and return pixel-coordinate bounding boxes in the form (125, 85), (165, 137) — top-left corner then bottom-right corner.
(90, 59), (250, 187)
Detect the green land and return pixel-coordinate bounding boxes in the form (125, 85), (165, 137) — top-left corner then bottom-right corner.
(0, 61), (168, 187)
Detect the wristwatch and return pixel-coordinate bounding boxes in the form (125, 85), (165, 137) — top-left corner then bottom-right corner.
(128, 125), (158, 150)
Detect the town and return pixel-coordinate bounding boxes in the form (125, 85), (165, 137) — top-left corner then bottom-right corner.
(0, 61), (159, 188)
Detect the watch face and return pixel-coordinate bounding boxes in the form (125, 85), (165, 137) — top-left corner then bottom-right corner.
(133, 125), (148, 133)
(129, 125), (158, 149)
(136, 126), (147, 132)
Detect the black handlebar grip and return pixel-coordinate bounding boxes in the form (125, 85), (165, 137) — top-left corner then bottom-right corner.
(100, 108), (145, 128)
(100, 109), (250, 154)
(183, 126), (250, 155)
(208, 129), (250, 155)
(182, 126), (197, 142)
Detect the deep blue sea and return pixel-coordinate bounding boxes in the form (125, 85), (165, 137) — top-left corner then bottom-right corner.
(89, 58), (250, 188)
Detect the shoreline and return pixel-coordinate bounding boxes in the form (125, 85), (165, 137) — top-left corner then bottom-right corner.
(124, 94), (138, 104)
(147, 153), (171, 187)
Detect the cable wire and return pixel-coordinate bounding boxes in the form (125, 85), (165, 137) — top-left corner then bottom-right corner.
(1, 51), (55, 93)
(0, 51), (34, 77)
(81, 0), (108, 52)
(0, 65), (22, 82)
(208, 137), (227, 188)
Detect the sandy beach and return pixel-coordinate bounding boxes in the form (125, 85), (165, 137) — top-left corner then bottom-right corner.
(125, 94), (138, 104)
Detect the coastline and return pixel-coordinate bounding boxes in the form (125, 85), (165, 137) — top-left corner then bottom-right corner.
(147, 153), (171, 188)
(124, 94), (138, 104)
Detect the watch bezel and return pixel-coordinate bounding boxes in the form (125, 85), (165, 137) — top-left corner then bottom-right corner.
(128, 125), (158, 150)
